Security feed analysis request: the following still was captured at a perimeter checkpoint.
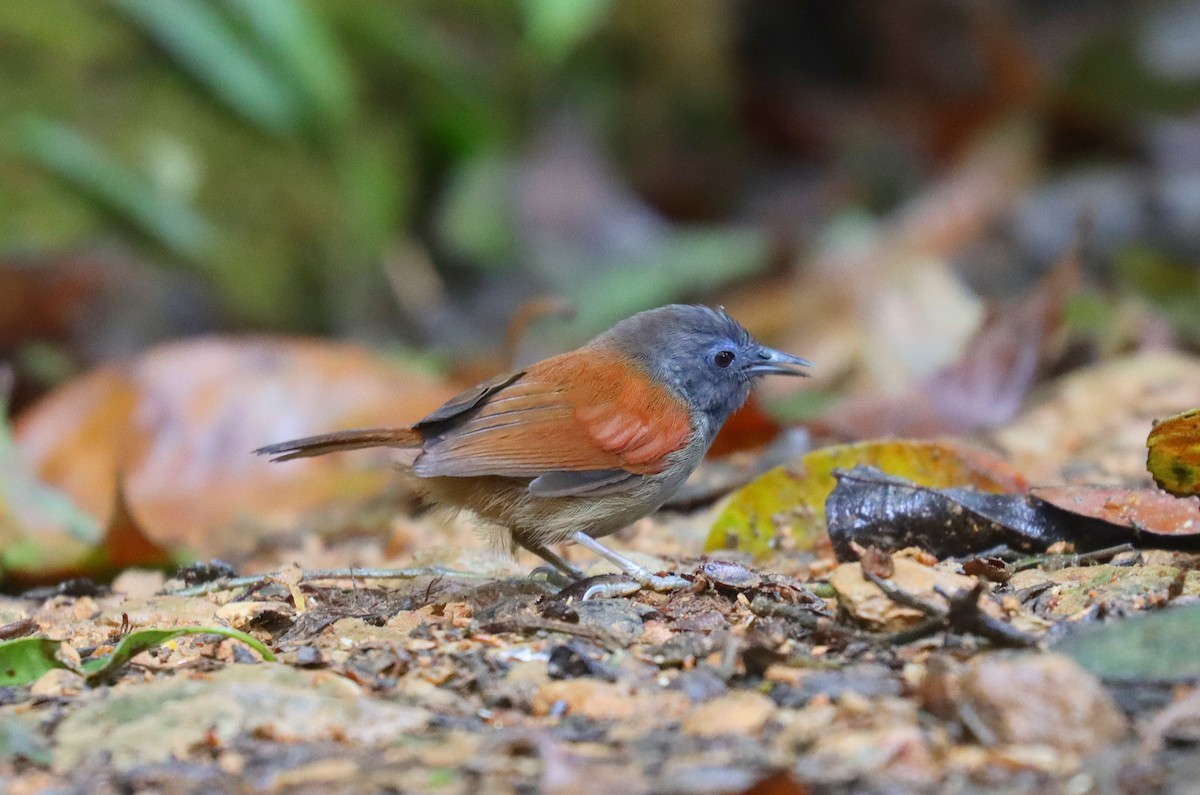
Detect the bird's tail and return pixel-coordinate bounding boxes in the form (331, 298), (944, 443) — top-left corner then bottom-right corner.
(255, 427), (422, 462)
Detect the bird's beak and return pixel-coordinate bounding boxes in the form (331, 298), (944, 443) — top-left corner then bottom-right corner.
(747, 346), (813, 377)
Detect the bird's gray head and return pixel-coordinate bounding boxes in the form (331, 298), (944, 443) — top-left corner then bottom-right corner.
(596, 304), (811, 436)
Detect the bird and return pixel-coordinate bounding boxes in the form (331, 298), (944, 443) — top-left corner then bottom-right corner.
(256, 304), (810, 593)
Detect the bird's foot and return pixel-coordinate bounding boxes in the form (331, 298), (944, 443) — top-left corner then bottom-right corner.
(579, 577), (642, 600)
(637, 571), (690, 592)
(566, 530), (691, 598)
(569, 570), (690, 600)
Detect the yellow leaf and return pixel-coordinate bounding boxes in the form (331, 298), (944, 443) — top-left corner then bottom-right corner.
(704, 439), (1027, 558)
(1148, 408), (1200, 497)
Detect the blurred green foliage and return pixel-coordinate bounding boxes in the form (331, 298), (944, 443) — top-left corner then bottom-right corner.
(8, 0), (1200, 356)
(1, 0), (752, 338)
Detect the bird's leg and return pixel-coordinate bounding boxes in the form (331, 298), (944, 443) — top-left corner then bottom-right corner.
(522, 542), (585, 582)
(570, 531), (689, 592)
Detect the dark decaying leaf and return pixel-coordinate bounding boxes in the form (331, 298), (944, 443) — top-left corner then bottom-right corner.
(826, 466), (1066, 560)
(1148, 408), (1200, 496)
(827, 466), (1200, 561)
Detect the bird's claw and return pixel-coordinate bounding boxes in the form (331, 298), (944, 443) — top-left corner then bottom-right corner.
(581, 578), (642, 600)
(638, 572), (690, 592)
(577, 571), (689, 600)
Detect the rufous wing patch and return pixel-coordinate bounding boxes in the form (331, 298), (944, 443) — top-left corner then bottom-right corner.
(412, 348), (693, 479)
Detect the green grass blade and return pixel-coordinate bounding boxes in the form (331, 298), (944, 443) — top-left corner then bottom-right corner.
(115, 0), (301, 137)
(14, 117), (216, 262)
(80, 626), (275, 682)
(228, 0), (354, 134)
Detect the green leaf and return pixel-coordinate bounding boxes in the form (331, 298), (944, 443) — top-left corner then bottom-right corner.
(1055, 604), (1200, 681)
(0, 637), (66, 687)
(79, 626), (275, 682)
(436, 153), (517, 267)
(335, 128), (414, 261)
(520, 0), (612, 64)
(13, 118), (216, 262)
(115, 0), (301, 137)
(228, 0), (354, 134)
(0, 380), (101, 565)
(0, 627), (275, 687)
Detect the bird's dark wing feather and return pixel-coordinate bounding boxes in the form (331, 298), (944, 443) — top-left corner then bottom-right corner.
(527, 468), (642, 497)
(416, 371), (524, 428)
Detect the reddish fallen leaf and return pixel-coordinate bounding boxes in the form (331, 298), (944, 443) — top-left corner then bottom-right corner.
(14, 337), (455, 554)
(1148, 408), (1200, 497)
(93, 477), (175, 572)
(0, 256), (107, 349)
(707, 395), (784, 458)
(738, 771), (813, 795)
(814, 250), (1078, 441)
(1033, 486), (1200, 541)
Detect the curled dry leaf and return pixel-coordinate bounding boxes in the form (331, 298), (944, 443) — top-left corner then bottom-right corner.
(14, 337), (455, 554)
(826, 466), (1063, 561)
(827, 467), (1200, 561)
(813, 249), (1078, 441)
(830, 468), (1200, 559)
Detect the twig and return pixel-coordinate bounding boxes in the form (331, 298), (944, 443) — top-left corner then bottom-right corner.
(748, 594), (826, 630)
(937, 584), (1037, 648)
(863, 573), (1037, 648)
(165, 566), (490, 597)
(0, 617), (39, 640)
(477, 616), (621, 649)
(1012, 543), (1136, 572)
(864, 572), (942, 616)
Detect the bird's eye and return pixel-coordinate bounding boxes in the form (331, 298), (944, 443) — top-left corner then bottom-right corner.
(714, 350), (735, 368)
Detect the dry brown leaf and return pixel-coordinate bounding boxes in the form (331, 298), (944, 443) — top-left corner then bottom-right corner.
(14, 337), (455, 553)
(814, 250), (1078, 440)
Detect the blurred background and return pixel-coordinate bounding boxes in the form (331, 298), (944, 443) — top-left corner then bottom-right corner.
(4, 0), (1200, 575)
(6, 0), (1200, 396)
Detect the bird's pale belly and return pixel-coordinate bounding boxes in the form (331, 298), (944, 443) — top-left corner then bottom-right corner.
(415, 435), (705, 551)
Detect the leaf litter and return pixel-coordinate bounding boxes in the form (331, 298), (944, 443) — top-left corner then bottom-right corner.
(5, 324), (1200, 793)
